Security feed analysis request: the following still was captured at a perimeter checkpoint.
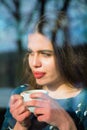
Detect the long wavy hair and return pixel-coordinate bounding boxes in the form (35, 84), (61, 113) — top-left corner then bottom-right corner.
(23, 12), (87, 89)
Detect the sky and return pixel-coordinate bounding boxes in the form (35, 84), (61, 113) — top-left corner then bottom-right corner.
(0, 0), (87, 53)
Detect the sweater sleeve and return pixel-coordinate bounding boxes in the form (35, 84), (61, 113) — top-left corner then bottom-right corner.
(1, 84), (29, 130)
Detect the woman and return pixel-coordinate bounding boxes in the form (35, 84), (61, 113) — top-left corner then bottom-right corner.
(1, 14), (87, 130)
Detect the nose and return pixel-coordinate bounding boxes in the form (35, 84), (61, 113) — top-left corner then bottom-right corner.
(31, 54), (41, 67)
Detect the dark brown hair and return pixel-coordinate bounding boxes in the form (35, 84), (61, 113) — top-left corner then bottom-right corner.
(23, 12), (87, 89)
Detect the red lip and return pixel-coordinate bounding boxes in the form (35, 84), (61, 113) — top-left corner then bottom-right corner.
(33, 72), (46, 79)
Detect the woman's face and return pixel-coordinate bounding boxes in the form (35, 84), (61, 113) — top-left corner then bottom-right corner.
(28, 33), (61, 87)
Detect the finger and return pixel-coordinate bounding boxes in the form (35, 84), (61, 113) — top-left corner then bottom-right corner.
(12, 105), (26, 115)
(36, 113), (47, 122)
(30, 92), (48, 99)
(25, 99), (48, 108)
(10, 100), (23, 112)
(34, 107), (49, 116)
(10, 104), (31, 121)
(10, 94), (23, 106)
(14, 110), (30, 122)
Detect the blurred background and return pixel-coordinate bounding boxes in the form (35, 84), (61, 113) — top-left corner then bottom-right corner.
(0, 0), (87, 128)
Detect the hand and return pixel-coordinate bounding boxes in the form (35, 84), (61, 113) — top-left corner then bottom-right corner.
(25, 92), (77, 130)
(10, 94), (32, 127)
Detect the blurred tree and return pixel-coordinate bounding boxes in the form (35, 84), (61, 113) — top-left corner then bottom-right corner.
(0, 0), (37, 54)
(0, 0), (41, 87)
(0, 0), (87, 87)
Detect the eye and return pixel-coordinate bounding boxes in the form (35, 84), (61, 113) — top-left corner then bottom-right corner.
(41, 52), (52, 57)
(27, 50), (34, 56)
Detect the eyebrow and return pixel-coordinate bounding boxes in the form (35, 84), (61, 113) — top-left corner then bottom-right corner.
(27, 48), (54, 53)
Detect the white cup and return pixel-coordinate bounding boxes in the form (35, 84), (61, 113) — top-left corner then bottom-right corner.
(20, 89), (48, 113)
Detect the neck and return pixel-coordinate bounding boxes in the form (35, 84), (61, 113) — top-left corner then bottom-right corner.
(43, 83), (82, 99)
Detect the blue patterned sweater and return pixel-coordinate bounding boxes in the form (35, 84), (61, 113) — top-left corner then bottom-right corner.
(1, 84), (87, 130)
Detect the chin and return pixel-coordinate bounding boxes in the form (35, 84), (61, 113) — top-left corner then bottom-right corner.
(36, 80), (47, 86)
(36, 78), (51, 86)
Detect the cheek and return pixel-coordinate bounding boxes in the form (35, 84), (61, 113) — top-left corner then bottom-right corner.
(43, 59), (57, 72)
(28, 58), (32, 69)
